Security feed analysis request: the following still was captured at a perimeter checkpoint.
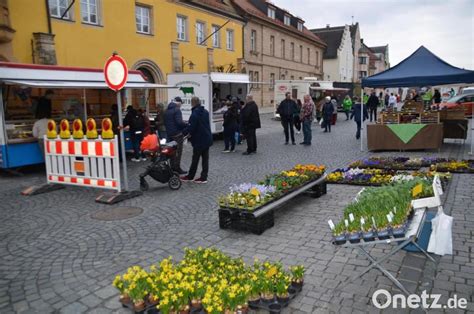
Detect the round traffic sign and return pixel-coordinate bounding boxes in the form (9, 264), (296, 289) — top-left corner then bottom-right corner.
(104, 54), (128, 91)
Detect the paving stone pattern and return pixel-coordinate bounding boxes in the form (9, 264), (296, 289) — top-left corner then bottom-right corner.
(0, 113), (472, 313)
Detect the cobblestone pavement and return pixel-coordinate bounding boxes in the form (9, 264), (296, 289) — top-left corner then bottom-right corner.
(0, 113), (473, 313)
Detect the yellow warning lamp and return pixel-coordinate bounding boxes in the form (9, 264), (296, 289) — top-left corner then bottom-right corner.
(86, 118), (98, 139)
(72, 119), (84, 139)
(46, 120), (57, 139)
(101, 118), (114, 140)
(59, 119), (71, 139)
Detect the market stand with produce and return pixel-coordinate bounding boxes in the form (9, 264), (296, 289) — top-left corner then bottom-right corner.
(0, 62), (172, 169)
(361, 46), (474, 152)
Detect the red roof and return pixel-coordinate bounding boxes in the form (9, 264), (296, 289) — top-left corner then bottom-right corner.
(232, 0), (326, 47)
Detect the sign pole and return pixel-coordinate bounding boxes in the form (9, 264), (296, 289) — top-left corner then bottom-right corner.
(360, 87), (364, 151)
(116, 91), (129, 191)
(469, 118), (473, 155)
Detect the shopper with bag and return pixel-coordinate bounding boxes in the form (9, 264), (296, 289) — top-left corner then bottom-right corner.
(277, 92), (297, 145)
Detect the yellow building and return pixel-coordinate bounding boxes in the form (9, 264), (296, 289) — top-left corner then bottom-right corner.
(4, 0), (245, 103)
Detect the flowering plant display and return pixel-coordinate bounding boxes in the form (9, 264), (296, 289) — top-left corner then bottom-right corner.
(431, 160), (474, 173)
(112, 247), (303, 313)
(330, 179), (434, 243)
(219, 164), (325, 211)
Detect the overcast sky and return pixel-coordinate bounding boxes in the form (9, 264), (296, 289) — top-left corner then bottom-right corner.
(273, 0), (474, 69)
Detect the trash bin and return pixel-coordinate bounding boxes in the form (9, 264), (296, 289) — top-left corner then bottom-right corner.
(403, 211), (435, 252)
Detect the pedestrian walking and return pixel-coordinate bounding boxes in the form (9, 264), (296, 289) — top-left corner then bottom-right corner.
(164, 97), (187, 174)
(222, 101), (239, 153)
(180, 97), (213, 184)
(123, 106), (146, 162)
(342, 95), (352, 120)
(384, 92), (390, 109)
(277, 92), (297, 145)
(433, 89), (441, 104)
(240, 94), (261, 155)
(367, 92), (379, 122)
(350, 96), (368, 140)
(294, 99), (302, 134)
(155, 103), (167, 140)
(322, 96), (334, 133)
(300, 95), (314, 145)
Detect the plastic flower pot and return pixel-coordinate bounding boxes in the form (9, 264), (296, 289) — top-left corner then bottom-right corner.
(261, 293), (275, 304)
(119, 294), (131, 305)
(362, 230), (376, 242)
(288, 286), (298, 296)
(190, 299), (202, 310)
(247, 295), (260, 309)
(333, 233), (347, 245)
(392, 225), (407, 238)
(178, 304), (190, 314)
(234, 304), (249, 314)
(348, 231), (362, 244)
(290, 279), (304, 290)
(377, 228), (391, 240)
(133, 300), (146, 312)
(268, 303), (283, 314)
(277, 293), (290, 304)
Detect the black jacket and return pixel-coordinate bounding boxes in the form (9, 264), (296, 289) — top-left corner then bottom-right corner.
(240, 101), (261, 130)
(277, 99), (297, 119)
(123, 108), (145, 133)
(367, 95), (379, 109)
(164, 102), (187, 139)
(223, 107), (239, 129)
(183, 105), (212, 150)
(351, 103), (369, 123)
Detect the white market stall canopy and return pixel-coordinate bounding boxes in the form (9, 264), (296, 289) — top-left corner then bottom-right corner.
(210, 72), (250, 84)
(0, 62), (175, 89)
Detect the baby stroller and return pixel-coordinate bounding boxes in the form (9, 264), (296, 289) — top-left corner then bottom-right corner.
(139, 135), (182, 192)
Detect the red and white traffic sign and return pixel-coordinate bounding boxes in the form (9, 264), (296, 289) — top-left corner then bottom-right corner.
(104, 54), (128, 91)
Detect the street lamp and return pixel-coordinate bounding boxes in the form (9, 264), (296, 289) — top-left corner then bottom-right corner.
(181, 57), (195, 72)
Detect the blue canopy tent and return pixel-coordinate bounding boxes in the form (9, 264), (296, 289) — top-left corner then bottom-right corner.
(360, 46), (474, 152)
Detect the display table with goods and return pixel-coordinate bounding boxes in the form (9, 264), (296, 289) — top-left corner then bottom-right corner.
(348, 156), (449, 170)
(326, 167), (451, 186)
(368, 111), (443, 151)
(113, 247), (306, 314)
(328, 179), (441, 296)
(431, 160), (474, 173)
(218, 165), (326, 235)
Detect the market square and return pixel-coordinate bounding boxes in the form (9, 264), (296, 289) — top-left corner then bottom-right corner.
(0, 0), (473, 313)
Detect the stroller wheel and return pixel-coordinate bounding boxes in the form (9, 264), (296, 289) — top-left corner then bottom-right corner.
(140, 178), (149, 191)
(168, 175), (182, 190)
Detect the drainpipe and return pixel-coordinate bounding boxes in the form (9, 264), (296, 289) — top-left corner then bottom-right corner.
(45, 0), (52, 34)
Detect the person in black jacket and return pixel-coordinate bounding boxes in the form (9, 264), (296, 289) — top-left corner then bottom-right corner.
(222, 101), (239, 153)
(350, 96), (369, 139)
(240, 94), (261, 155)
(180, 97), (213, 184)
(277, 92), (297, 145)
(164, 97), (187, 174)
(367, 92), (380, 122)
(123, 106), (146, 162)
(322, 96), (334, 133)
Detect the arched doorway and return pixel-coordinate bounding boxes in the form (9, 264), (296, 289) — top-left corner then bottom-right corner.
(132, 59), (166, 113)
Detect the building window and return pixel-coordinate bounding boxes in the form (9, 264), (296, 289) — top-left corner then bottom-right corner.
(284, 15), (291, 26)
(49, 0), (71, 19)
(307, 48), (310, 64)
(297, 22), (303, 31)
(177, 15), (187, 41)
(291, 42), (295, 60)
(280, 74), (285, 80)
(136, 5), (151, 34)
(290, 75), (294, 80)
(359, 71), (367, 78)
(270, 36), (275, 56)
(248, 71), (253, 87)
(196, 21), (205, 45)
(226, 29), (234, 50)
(81, 0), (99, 25)
(281, 39), (285, 59)
(359, 56), (367, 64)
(316, 51), (319, 66)
(250, 30), (257, 52)
(299, 45), (303, 63)
(267, 7), (275, 19)
(211, 25), (220, 48)
(269, 73), (275, 90)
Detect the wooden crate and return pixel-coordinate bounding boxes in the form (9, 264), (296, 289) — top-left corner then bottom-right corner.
(440, 109), (465, 120)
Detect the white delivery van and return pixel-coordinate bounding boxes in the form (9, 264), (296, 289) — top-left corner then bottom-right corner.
(274, 79), (348, 118)
(167, 73), (250, 134)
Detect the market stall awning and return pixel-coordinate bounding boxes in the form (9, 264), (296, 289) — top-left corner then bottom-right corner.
(362, 46), (474, 88)
(2, 80), (175, 89)
(309, 86), (349, 91)
(210, 73), (250, 84)
(0, 62), (176, 89)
